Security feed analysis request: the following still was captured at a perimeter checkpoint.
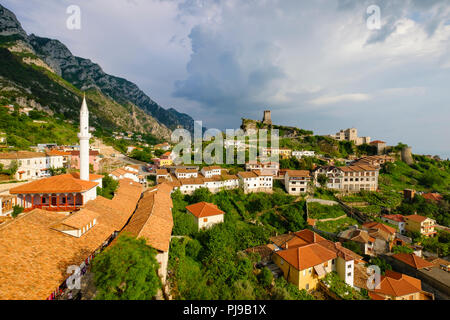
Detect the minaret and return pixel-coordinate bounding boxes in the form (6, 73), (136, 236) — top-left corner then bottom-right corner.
(78, 94), (91, 181)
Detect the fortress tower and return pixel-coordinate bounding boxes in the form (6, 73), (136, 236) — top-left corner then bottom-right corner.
(78, 95), (91, 181)
(262, 110), (272, 125)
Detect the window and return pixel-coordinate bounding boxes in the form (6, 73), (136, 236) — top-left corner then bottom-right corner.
(305, 284), (309, 290)
(204, 218), (208, 223)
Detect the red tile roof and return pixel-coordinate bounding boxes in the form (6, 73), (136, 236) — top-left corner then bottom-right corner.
(404, 214), (431, 223)
(186, 202), (225, 218)
(275, 243), (336, 271)
(383, 214), (405, 223)
(362, 222), (396, 235)
(372, 270), (422, 298)
(422, 193), (443, 202)
(9, 174), (99, 194)
(392, 253), (434, 270)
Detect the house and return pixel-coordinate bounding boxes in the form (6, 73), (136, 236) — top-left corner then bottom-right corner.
(352, 155), (395, 168)
(154, 143), (171, 151)
(109, 167), (145, 185)
(121, 183), (173, 284)
(201, 166), (222, 178)
(292, 150), (316, 159)
(156, 169), (171, 180)
(362, 222), (396, 252)
(161, 151), (174, 160)
(152, 158), (173, 168)
(382, 214), (406, 234)
(404, 215), (437, 237)
(422, 193), (443, 202)
(0, 195), (17, 217)
(175, 168), (198, 179)
(284, 170), (311, 195)
(262, 147), (292, 159)
(313, 165), (379, 192)
(245, 161), (279, 177)
(368, 270), (433, 300)
(0, 178), (142, 300)
(370, 140), (387, 155)
(47, 149), (72, 168)
(70, 150), (100, 172)
(338, 227), (375, 255)
(392, 253), (434, 271)
(238, 171), (273, 194)
(0, 151), (65, 181)
(9, 173), (103, 212)
(271, 230), (362, 291)
(186, 202), (225, 230)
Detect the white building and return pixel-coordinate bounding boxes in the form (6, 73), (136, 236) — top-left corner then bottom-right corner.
(201, 166), (222, 178)
(284, 170), (311, 195)
(0, 151), (64, 181)
(186, 202), (225, 230)
(382, 215), (406, 234)
(238, 171), (273, 194)
(292, 150), (316, 158)
(175, 169), (198, 179)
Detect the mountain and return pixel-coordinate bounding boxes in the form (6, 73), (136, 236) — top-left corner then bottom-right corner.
(0, 4), (196, 140)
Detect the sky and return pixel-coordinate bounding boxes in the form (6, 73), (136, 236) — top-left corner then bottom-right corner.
(2, 0), (450, 158)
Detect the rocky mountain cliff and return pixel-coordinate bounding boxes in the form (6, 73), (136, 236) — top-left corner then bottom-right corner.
(0, 4), (196, 139)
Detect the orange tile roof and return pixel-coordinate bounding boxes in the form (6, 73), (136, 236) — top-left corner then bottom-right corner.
(0, 179), (143, 300)
(383, 214), (405, 223)
(46, 150), (71, 156)
(339, 164), (378, 172)
(9, 174), (99, 194)
(121, 184), (174, 252)
(372, 270), (422, 298)
(70, 172), (104, 180)
(275, 243), (337, 271)
(362, 222), (396, 235)
(422, 193), (443, 202)
(186, 202), (225, 218)
(392, 253), (434, 270)
(59, 209), (99, 229)
(0, 151), (46, 159)
(285, 170), (310, 178)
(238, 171), (259, 178)
(404, 214), (431, 223)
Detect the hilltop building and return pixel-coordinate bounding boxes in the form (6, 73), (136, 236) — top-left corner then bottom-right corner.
(329, 128), (371, 146)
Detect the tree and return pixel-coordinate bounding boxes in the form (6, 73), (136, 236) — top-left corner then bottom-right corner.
(258, 267), (273, 288)
(11, 205), (24, 218)
(189, 187), (213, 204)
(317, 174), (328, 188)
(92, 234), (161, 300)
(392, 245), (414, 254)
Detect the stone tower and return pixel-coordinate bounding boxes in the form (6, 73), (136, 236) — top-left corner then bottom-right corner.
(78, 95), (91, 181)
(401, 146), (414, 165)
(262, 110), (272, 125)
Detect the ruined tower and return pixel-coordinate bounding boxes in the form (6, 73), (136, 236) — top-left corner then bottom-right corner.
(262, 110), (272, 125)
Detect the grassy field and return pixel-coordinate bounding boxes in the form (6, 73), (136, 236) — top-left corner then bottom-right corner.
(315, 217), (359, 234)
(307, 202), (347, 220)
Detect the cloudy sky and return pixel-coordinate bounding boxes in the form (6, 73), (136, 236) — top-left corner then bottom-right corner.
(3, 0), (450, 158)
